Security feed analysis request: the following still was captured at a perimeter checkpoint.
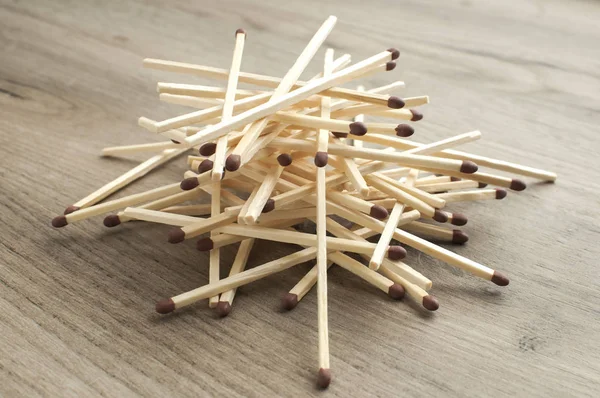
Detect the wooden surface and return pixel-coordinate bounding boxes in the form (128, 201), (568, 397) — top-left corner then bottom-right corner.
(1, 0), (599, 396)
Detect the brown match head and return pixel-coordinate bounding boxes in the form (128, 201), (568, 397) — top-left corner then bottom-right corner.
(387, 96), (405, 109)
(314, 152), (328, 168)
(332, 131), (348, 138)
(317, 368), (332, 389)
(369, 204), (388, 220)
(450, 177), (461, 182)
(225, 154), (241, 172)
(199, 142), (217, 156)
(196, 237), (214, 251)
(103, 215), (121, 227)
(491, 271), (510, 286)
(277, 153), (293, 167)
(478, 182), (488, 188)
(171, 139), (180, 144)
(510, 179), (526, 191)
(262, 199), (275, 213)
(216, 301), (232, 317)
(459, 160), (478, 174)
(410, 109), (423, 121)
(51, 215), (68, 228)
(235, 28), (246, 35)
(387, 245), (407, 260)
(155, 298), (175, 314)
(388, 283), (405, 300)
(395, 124), (414, 137)
(180, 177), (199, 191)
(432, 209), (449, 223)
(387, 48), (400, 60)
(349, 121), (367, 136)
(385, 61), (397, 71)
(281, 293), (298, 311)
(168, 228), (185, 244)
(495, 189), (507, 199)
(198, 159), (214, 173)
(422, 295), (439, 311)
(450, 213), (468, 226)
(63, 205), (80, 215)
(452, 230), (469, 244)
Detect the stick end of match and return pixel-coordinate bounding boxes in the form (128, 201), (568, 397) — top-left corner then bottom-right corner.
(422, 295), (439, 311)
(155, 298), (175, 314)
(491, 271), (510, 286)
(388, 283), (405, 300)
(168, 228), (185, 244)
(317, 368), (332, 389)
(395, 124), (414, 137)
(216, 301), (232, 317)
(51, 215), (68, 228)
(459, 160), (478, 174)
(452, 230), (469, 244)
(64, 205), (80, 215)
(281, 293), (299, 311)
(103, 215), (121, 227)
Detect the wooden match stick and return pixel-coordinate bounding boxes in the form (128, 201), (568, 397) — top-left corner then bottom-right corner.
(209, 176), (222, 308)
(157, 83), (260, 99)
(403, 221), (469, 244)
(414, 175), (452, 185)
(159, 93), (223, 109)
(436, 188), (507, 203)
(161, 204), (212, 216)
(315, 48), (334, 167)
(418, 179), (481, 193)
(378, 265), (439, 310)
(121, 207), (202, 226)
(101, 141), (182, 157)
(212, 28), (247, 181)
(62, 148), (188, 215)
(216, 238), (255, 317)
(416, 167), (526, 191)
(371, 172), (447, 209)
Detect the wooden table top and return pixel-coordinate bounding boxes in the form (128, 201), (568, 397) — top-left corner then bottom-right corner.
(1, 0), (599, 396)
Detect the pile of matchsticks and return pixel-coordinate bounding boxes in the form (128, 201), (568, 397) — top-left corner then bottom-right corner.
(50, 16), (557, 389)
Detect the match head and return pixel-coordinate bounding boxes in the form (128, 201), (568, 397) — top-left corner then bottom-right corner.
(478, 182), (488, 188)
(216, 301), (232, 317)
(495, 189), (507, 199)
(225, 154), (241, 172)
(317, 368), (332, 389)
(452, 230), (469, 244)
(432, 209), (449, 223)
(262, 199), (275, 213)
(171, 139), (180, 144)
(314, 152), (328, 167)
(51, 215), (68, 228)
(451, 176), (461, 182)
(369, 205), (389, 220)
(281, 293), (298, 311)
(450, 213), (468, 226)
(168, 228), (185, 244)
(422, 295), (439, 311)
(155, 298), (175, 314)
(196, 237), (214, 251)
(64, 205), (80, 215)
(388, 283), (405, 300)
(235, 28), (246, 36)
(491, 271), (510, 286)
(198, 159), (214, 173)
(385, 61), (396, 71)
(199, 142), (217, 156)
(180, 177), (199, 191)
(510, 179), (527, 191)
(349, 121), (367, 136)
(387, 245), (407, 260)
(395, 124), (414, 137)
(103, 215), (121, 227)
(332, 132), (348, 138)
(387, 47), (400, 60)
(410, 109), (423, 121)
(277, 153), (293, 167)
(387, 96), (405, 109)
(459, 160), (478, 174)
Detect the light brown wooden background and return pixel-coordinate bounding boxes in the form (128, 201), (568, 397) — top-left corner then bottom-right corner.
(1, 0), (599, 396)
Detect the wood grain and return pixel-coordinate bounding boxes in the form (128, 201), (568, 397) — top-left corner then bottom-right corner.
(1, 0), (600, 396)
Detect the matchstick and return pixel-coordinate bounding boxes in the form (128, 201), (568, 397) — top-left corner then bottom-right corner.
(371, 172), (447, 208)
(402, 221), (469, 244)
(216, 238), (255, 317)
(209, 178), (222, 308)
(157, 83), (260, 99)
(121, 207), (202, 226)
(418, 179), (482, 193)
(102, 141), (182, 157)
(436, 188), (507, 203)
(315, 48), (334, 167)
(160, 93), (223, 109)
(212, 28), (247, 181)
(378, 265), (439, 311)
(161, 204), (212, 216)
